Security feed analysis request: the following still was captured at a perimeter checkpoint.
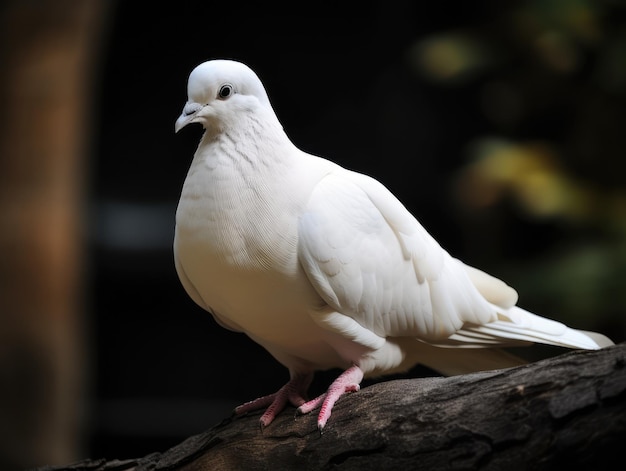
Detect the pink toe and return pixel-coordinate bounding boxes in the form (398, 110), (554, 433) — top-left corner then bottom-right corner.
(235, 372), (313, 427)
(316, 365), (364, 430)
(234, 393), (276, 416)
(297, 393), (326, 415)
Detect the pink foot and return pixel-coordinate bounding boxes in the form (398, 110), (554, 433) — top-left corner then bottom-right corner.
(234, 372), (312, 428)
(297, 365), (364, 431)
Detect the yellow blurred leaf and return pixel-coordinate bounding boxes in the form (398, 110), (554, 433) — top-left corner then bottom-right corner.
(408, 33), (492, 84)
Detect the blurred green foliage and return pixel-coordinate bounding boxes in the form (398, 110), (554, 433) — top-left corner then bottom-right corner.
(410, 0), (626, 340)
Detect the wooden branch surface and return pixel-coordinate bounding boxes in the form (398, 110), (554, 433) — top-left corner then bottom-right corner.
(43, 343), (626, 470)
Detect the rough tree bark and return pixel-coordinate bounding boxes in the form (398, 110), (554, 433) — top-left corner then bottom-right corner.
(44, 343), (625, 471)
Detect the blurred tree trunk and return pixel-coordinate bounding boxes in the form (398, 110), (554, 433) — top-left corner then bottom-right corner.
(42, 343), (626, 471)
(0, 1), (108, 469)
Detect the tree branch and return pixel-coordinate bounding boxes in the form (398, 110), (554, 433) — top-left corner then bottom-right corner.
(43, 343), (626, 470)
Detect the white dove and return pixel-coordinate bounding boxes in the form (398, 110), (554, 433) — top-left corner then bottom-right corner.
(173, 59), (613, 431)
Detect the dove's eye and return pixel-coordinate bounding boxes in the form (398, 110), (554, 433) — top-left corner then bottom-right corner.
(218, 84), (234, 100)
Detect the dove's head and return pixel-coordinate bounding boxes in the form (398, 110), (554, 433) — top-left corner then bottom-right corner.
(175, 59), (273, 133)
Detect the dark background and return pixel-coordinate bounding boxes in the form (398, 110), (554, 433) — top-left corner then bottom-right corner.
(2, 0), (626, 466)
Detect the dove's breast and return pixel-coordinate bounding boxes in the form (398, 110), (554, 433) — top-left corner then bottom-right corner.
(175, 139), (304, 274)
(174, 140), (351, 369)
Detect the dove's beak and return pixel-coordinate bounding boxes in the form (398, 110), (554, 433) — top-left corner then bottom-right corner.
(175, 102), (203, 133)
(175, 114), (191, 133)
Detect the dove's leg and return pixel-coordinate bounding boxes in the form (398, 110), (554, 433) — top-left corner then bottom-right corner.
(234, 372), (313, 428)
(297, 365), (363, 431)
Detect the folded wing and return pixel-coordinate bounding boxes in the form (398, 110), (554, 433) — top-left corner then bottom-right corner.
(298, 170), (611, 352)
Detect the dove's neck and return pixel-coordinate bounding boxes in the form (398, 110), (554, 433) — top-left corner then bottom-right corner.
(196, 109), (295, 173)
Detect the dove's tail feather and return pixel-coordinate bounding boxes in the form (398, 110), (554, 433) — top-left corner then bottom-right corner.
(413, 305), (614, 375)
(429, 305), (612, 351)
(465, 305), (614, 350)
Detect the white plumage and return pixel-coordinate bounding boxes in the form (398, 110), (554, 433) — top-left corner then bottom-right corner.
(174, 59), (613, 430)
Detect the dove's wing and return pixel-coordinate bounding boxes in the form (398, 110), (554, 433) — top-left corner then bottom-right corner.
(298, 169), (608, 352)
(298, 170), (501, 343)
